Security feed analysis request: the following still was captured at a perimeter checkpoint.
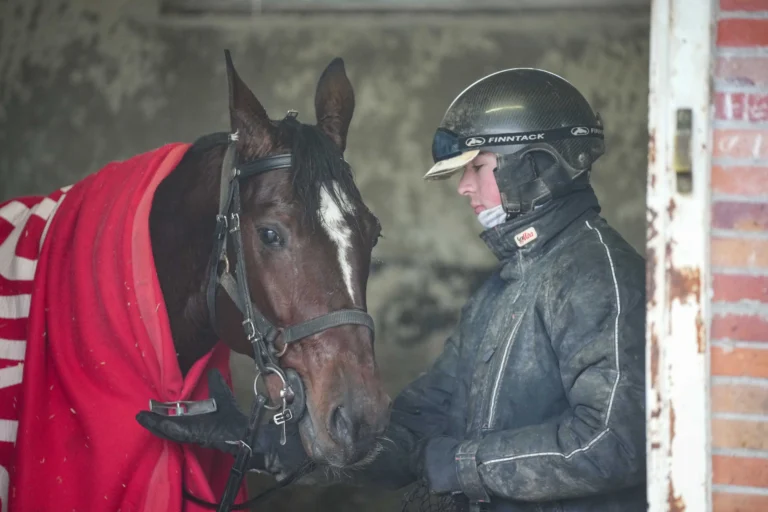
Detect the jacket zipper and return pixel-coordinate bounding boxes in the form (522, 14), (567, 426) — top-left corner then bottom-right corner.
(485, 313), (523, 428)
(485, 261), (526, 429)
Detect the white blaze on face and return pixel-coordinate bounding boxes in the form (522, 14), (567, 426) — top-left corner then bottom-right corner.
(319, 183), (356, 304)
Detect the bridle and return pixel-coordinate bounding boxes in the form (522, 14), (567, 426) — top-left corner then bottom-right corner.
(206, 111), (375, 431)
(150, 111), (376, 511)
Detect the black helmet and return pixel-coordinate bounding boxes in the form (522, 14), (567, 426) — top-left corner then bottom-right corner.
(425, 68), (605, 216)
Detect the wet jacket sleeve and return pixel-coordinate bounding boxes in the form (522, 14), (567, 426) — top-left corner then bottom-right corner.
(354, 323), (463, 490)
(455, 249), (646, 503)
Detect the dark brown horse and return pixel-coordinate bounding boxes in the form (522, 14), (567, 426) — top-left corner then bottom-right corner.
(148, 54), (391, 468)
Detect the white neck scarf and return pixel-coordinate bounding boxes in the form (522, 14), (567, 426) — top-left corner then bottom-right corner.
(477, 205), (507, 229)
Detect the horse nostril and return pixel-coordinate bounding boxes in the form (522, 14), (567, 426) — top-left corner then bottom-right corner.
(328, 404), (354, 447)
(326, 402), (381, 464)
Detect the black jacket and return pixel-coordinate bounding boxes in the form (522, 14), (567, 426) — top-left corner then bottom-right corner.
(363, 188), (647, 511)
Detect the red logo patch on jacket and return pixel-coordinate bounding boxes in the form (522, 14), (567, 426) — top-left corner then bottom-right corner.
(514, 227), (538, 247)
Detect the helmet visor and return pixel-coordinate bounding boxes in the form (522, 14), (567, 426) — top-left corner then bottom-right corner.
(431, 128), (463, 163)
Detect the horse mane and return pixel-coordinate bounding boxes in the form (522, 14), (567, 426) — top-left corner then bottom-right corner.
(282, 118), (364, 227)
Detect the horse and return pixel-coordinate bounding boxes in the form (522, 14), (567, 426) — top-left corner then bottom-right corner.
(0, 51), (391, 511)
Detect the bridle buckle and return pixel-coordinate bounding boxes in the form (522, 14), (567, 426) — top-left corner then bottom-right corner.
(229, 213), (240, 233)
(273, 408), (293, 425)
(243, 318), (258, 341)
(214, 214), (228, 240)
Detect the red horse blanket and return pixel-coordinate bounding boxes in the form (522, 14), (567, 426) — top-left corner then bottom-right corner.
(0, 143), (246, 511)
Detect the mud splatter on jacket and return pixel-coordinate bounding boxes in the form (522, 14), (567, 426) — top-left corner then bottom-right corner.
(366, 188), (647, 512)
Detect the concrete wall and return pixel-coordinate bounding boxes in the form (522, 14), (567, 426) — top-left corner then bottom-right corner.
(0, 1), (649, 509)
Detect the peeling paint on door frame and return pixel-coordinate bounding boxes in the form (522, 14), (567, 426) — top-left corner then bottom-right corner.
(646, 0), (715, 511)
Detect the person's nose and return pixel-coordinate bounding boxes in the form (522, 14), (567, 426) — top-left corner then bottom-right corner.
(457, 167), (475, 196)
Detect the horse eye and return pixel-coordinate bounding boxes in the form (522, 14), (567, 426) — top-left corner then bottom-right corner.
(258, 228), (282, 247)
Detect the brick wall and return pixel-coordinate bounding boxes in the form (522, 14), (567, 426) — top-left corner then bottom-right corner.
(711, 0), (768, 510)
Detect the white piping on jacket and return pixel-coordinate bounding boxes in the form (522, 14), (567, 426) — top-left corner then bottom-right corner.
(482, 220), (622, 466)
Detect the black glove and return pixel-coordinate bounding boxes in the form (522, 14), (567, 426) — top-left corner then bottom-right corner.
(419, 436), (462, 495)
(136, 369), (307, 479)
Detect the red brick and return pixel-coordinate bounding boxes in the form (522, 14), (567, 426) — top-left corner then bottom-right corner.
(712, 314), (768, 342)
(718, 19), (768, 47)
(713, 274), (768, 302)
(721, 0), (768, 10)
(713, 491), (768, 511)
(716, 92), (747, 121)
(712, 166), (768, 195)
(715, 92), (768, 122)
(711, 237), (768, 268)
(712, 383), (768, 413)
(717, 56), (768, 88)
(745, 94), (768, 123)
(713, 454), (768, 487)
(713, 345), (768, 377)
(713, 129), (768, 159)
(713, 202), (768, 231)
(713, 418), (768, 449)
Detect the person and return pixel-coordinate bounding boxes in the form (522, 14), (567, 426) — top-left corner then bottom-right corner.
(137, 68), (647, 512)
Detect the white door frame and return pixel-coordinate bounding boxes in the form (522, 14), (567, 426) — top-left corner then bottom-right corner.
(646, 0), (716, 511)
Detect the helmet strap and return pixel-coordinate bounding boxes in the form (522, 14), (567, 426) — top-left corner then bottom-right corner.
(494, 147), (590, 218)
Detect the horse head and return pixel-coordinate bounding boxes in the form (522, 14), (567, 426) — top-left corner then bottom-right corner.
(149, 53), (391, 468)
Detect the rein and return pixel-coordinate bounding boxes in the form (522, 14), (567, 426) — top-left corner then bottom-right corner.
(150, 109), (375, 511)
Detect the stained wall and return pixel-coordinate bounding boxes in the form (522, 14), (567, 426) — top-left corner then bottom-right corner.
(0, 2), (650, 509)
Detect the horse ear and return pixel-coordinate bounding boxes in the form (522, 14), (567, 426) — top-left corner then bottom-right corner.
(314, 58), (355, 153)
(224, 50), (275, 151)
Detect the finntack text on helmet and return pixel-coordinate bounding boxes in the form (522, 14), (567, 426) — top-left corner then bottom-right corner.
(489, 134), (544, 143)
(460, 127), (604, 149)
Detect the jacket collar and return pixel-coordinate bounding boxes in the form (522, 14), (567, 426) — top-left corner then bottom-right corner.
(479, 187), (601, 267)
